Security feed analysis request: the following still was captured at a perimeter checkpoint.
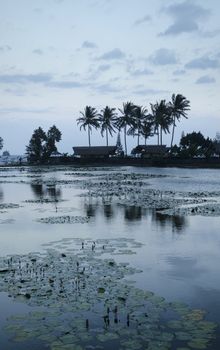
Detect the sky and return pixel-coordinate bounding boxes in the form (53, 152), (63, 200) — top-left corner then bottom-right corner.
(0, 0), (220, 154)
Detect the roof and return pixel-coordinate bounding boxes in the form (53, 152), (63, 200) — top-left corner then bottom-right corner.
(132, 145), (167, 154)
(50, 151), (63, 158)
(73, 146), (117, 156)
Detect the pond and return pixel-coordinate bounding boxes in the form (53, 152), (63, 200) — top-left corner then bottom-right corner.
(0, 165), (220, 349)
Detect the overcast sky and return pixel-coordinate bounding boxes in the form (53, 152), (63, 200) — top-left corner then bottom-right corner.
(0, 0), (220, 154)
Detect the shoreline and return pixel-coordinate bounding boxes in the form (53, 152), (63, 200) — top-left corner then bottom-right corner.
(1, 157), (220, 169)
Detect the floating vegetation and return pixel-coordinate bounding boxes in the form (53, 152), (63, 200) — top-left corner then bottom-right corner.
(64, 172), (107, 177)
(160, 203), (220, 217)
(37, 215), (90, 224)
(24, 199), (65, 204)
(77, 172), (220, 217)
(80, 181), (209, 211)
(0, 238), (217, 349)
(0, 203), (20, 209)
(31, 179), (81, 186)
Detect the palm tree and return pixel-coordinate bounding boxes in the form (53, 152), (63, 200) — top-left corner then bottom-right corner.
(150, 100), (171, 145)
(77, 106), (99, 146)
(140, 116), (154, 145)
(99, 106), (117, 146)
(127, 105), (148, 146)
(115, 102), (136, 155)
(169, 94), (190, 149)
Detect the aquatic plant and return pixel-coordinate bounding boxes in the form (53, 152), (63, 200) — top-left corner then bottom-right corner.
(0, 238), (216, 349)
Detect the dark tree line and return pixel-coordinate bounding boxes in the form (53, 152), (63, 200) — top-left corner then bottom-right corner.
(0, 137), (3, 150)
(26, 125), (61, 163)
(76, 94), (190, 155)
(172, 131), (219, 159)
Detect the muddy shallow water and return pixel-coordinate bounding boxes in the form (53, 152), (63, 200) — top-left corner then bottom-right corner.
(0, 165), (220, 349)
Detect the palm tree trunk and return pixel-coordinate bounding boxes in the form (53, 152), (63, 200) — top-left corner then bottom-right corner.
(106, 129), (108, 146)
(137, 129), (140, 146)
(124, 126), (127, 156)
(88, 127), (91, 147)
(157, 128), (159, 145)
(170, 116), (175, 149)
(160, 126), (162, 145)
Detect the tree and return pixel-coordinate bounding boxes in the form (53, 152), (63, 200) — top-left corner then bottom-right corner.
(45, 125), (62, 158)
(115, 132), (124, 156)
(115, 102), (136, 155)
(0, 137), (3, 150)
(26, 127), (47, 163)
(169, 94), (190, 149)
(99, 106), (117, 146)
(150, 100), (171, 145)
(127, 105), (148, 146)
(179, 131), (215, 158)
(140, 116), (154, 145)
(77, 106), (99, 146)
(26, 126), (62, 163)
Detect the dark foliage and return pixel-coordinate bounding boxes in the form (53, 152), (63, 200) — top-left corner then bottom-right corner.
(0, 137), (3, 150)
(178, 131), (215, 158)
(26, 125), (62, 163)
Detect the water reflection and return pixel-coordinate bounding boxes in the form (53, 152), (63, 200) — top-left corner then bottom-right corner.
(84, 198), (99, 217)
(103, 204), (114, 219)
(47, 186), (61, 199)
(124, 206), (143, 221)
(166, 256), (204, 280)
(83, 196), (115, 220)
(30, 183), (62, 201)
(152, 212), (188, 233)
(0, 186), (3, 202)
(31, 184), (44, 198)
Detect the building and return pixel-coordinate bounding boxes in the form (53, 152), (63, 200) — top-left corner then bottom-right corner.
(131, 145), (168, 158)
(0, 154), (27, 165)
(72, 146), (117, 158)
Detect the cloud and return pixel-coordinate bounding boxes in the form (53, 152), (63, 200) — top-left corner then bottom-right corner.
(93, 82), (120, 94)
(133, 87), (169, 96)
(0, 107), (53, 114)
(200, 29), (220, 38)
(98, 48), (126, 60)
(185, 55), (219, 69)
(33, 8), (43, 14)
(4, 87), (26, 96)
(0, 72), (84, 90)
(86, 64), (111, 81)
(97, 64), (111, 72)
(173, 69), (186, 76)
(129, 68), (153, 76)
(160, 1), (210, 36)
(149, 48), (178, 65)
(134, 15), (151, 26)
(0, 73), (52, 84)
(32, 49), (44, 55)
(46, 81), (83, 89)
(82, 41), (98, 49)
(0, 45), (12, 53)
(196, 75), (216, 84)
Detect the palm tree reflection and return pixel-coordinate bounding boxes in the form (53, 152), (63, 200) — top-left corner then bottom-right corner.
(84, 198), (99, 217)
(0, 186), (3, 202)
(30, 183), (62, 201)
(103, 204), (114, 219)
(152, 211), (187, 232)
(124, 206), (143, 221)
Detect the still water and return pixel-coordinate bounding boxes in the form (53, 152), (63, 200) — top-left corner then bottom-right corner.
(0, 165), (220, 349)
